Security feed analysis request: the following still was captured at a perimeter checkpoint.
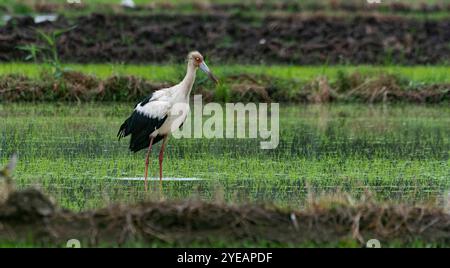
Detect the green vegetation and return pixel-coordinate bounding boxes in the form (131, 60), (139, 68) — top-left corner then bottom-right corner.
(1, 64), (448, 103)
(17, 27), (77, 78)
(1, 0), (449, 248)
(5, 0), (448, 5)
(0, 103), (448, 211)
(2, 0), (449, 20)
(2, 63), (449, 84)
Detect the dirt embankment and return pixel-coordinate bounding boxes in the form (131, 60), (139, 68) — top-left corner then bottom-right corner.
(0, 71), (448, 103)
(1, 14), (449, 64)
(0, 187), (449, 247)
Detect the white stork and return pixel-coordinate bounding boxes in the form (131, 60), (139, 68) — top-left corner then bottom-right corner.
(118, 51), (218, 191)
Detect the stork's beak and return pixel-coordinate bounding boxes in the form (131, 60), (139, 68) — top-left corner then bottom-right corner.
(199, 61), (219, 84)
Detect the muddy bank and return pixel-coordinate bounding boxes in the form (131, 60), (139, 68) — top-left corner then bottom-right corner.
(0, 71), (448, 103)
(1, 14), (449, 64)
(0, 187), (449, 247)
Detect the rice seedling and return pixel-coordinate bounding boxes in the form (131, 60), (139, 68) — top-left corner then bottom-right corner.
(0, 103), (448, 211)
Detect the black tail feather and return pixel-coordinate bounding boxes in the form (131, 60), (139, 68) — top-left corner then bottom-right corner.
(129, 131), (163, 152)
(117, 117), (130, 140)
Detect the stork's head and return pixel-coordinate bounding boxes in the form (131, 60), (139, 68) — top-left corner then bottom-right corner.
(188, 51), (218, 84)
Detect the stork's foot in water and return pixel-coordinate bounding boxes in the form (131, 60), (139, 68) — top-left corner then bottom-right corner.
(144, 136), (154, 192)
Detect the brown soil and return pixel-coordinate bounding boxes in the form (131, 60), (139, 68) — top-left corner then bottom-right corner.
(0, 72), (170, 102)
(0, 187), (449, 246)
(0, 71), (448, 103)
(1, 13), (449, 64)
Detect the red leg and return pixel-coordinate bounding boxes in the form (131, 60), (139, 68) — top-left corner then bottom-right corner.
(144, 136), (154, 192)
(158, 135), (168, 184)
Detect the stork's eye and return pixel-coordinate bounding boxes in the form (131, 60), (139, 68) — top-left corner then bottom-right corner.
(195, 57), (200, 61)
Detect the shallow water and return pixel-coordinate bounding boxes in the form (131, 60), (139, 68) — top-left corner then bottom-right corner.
(111, 177), (203, 181)
(0, 103), (449, 210)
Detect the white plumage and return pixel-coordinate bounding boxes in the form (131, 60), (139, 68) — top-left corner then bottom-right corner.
(135, 100), (171, 120)
(118, 51), (218, 191)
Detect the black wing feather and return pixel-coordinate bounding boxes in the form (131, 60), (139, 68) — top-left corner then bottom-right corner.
(118, 95), (168, 152)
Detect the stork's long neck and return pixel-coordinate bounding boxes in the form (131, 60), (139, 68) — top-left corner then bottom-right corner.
(180, 62), (196, 98)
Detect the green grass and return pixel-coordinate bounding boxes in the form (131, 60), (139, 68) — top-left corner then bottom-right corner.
(1, 103), (448, 212)
(2, 0), (449, 19)
(1, 63), (450, 85)
(5, 0), (448, 5)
